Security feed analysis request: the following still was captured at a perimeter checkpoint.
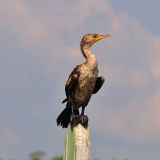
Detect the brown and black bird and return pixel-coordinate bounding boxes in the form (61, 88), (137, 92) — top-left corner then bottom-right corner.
(57, 33), (111, 128)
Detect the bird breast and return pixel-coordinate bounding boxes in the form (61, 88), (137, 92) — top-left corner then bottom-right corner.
(71, 65), (98, 107)
(79, 66), (98, 87)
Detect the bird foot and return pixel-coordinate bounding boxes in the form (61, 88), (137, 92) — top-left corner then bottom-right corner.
(70, 115), (88, 129)
(70, 115), (81, 128)
(80, 115), (88, 128)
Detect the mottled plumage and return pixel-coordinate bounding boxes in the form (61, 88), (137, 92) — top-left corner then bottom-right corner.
(57, 33), (111, 128)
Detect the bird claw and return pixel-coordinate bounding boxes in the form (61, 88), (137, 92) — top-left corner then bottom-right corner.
(70, 115), (80, 128)
(70, 115), (88, 129)
(80, 115), (88, 128)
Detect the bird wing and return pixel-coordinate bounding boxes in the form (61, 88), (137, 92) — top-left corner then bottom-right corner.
(92, 76), (105, 94)
(64, 65), (81, 100)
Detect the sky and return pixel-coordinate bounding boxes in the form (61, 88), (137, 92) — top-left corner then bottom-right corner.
(0, 0), (160, 160)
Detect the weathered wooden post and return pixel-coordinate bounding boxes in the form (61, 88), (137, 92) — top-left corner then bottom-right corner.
(63, 124), (91, 160)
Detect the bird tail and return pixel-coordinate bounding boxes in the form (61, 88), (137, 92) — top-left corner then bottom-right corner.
(57, 103), (79, 128)
(57, 106), (71, 128)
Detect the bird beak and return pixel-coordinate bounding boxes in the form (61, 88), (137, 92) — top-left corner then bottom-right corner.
(94, 34), (112, 42)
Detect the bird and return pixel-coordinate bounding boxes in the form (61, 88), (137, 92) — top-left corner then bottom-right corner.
(57, 33), (111, 128)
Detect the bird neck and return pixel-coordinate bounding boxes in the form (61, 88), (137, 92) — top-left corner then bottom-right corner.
(81, 46), (98, 67)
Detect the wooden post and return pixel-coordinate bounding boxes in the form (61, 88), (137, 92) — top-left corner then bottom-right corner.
(63, 124), (91, 160)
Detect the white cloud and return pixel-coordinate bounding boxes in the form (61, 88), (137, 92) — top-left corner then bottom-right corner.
(0, 0), (48, 47)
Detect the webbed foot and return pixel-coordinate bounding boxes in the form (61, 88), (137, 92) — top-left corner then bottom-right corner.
(70, 114), (89, 129)
(70, 115), (81, 128)
(80, 115), (88, 128)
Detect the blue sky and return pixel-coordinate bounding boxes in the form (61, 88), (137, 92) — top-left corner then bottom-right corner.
(1, 0), (160, 160)
(110, 0), (160, 35)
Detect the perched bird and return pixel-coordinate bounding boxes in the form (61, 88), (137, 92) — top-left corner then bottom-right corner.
(57, 33), (111, 128)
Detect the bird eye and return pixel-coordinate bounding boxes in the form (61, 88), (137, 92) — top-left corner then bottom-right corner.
(93, 34), (98, 38)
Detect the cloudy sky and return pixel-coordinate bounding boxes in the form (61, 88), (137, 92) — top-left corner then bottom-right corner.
(1, 0), (160, 160)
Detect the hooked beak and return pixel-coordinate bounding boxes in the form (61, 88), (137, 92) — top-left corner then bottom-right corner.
(94, 34), (112, 42)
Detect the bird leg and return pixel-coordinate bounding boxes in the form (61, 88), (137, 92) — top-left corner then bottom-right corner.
(81, 106), (85, 115)
(70, 106), (80, 128)
(80, 106), (88, 128)
(70, 106), (88, 128)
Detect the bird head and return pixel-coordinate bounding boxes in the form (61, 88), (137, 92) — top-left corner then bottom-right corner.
(80, 33), (112, 48)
